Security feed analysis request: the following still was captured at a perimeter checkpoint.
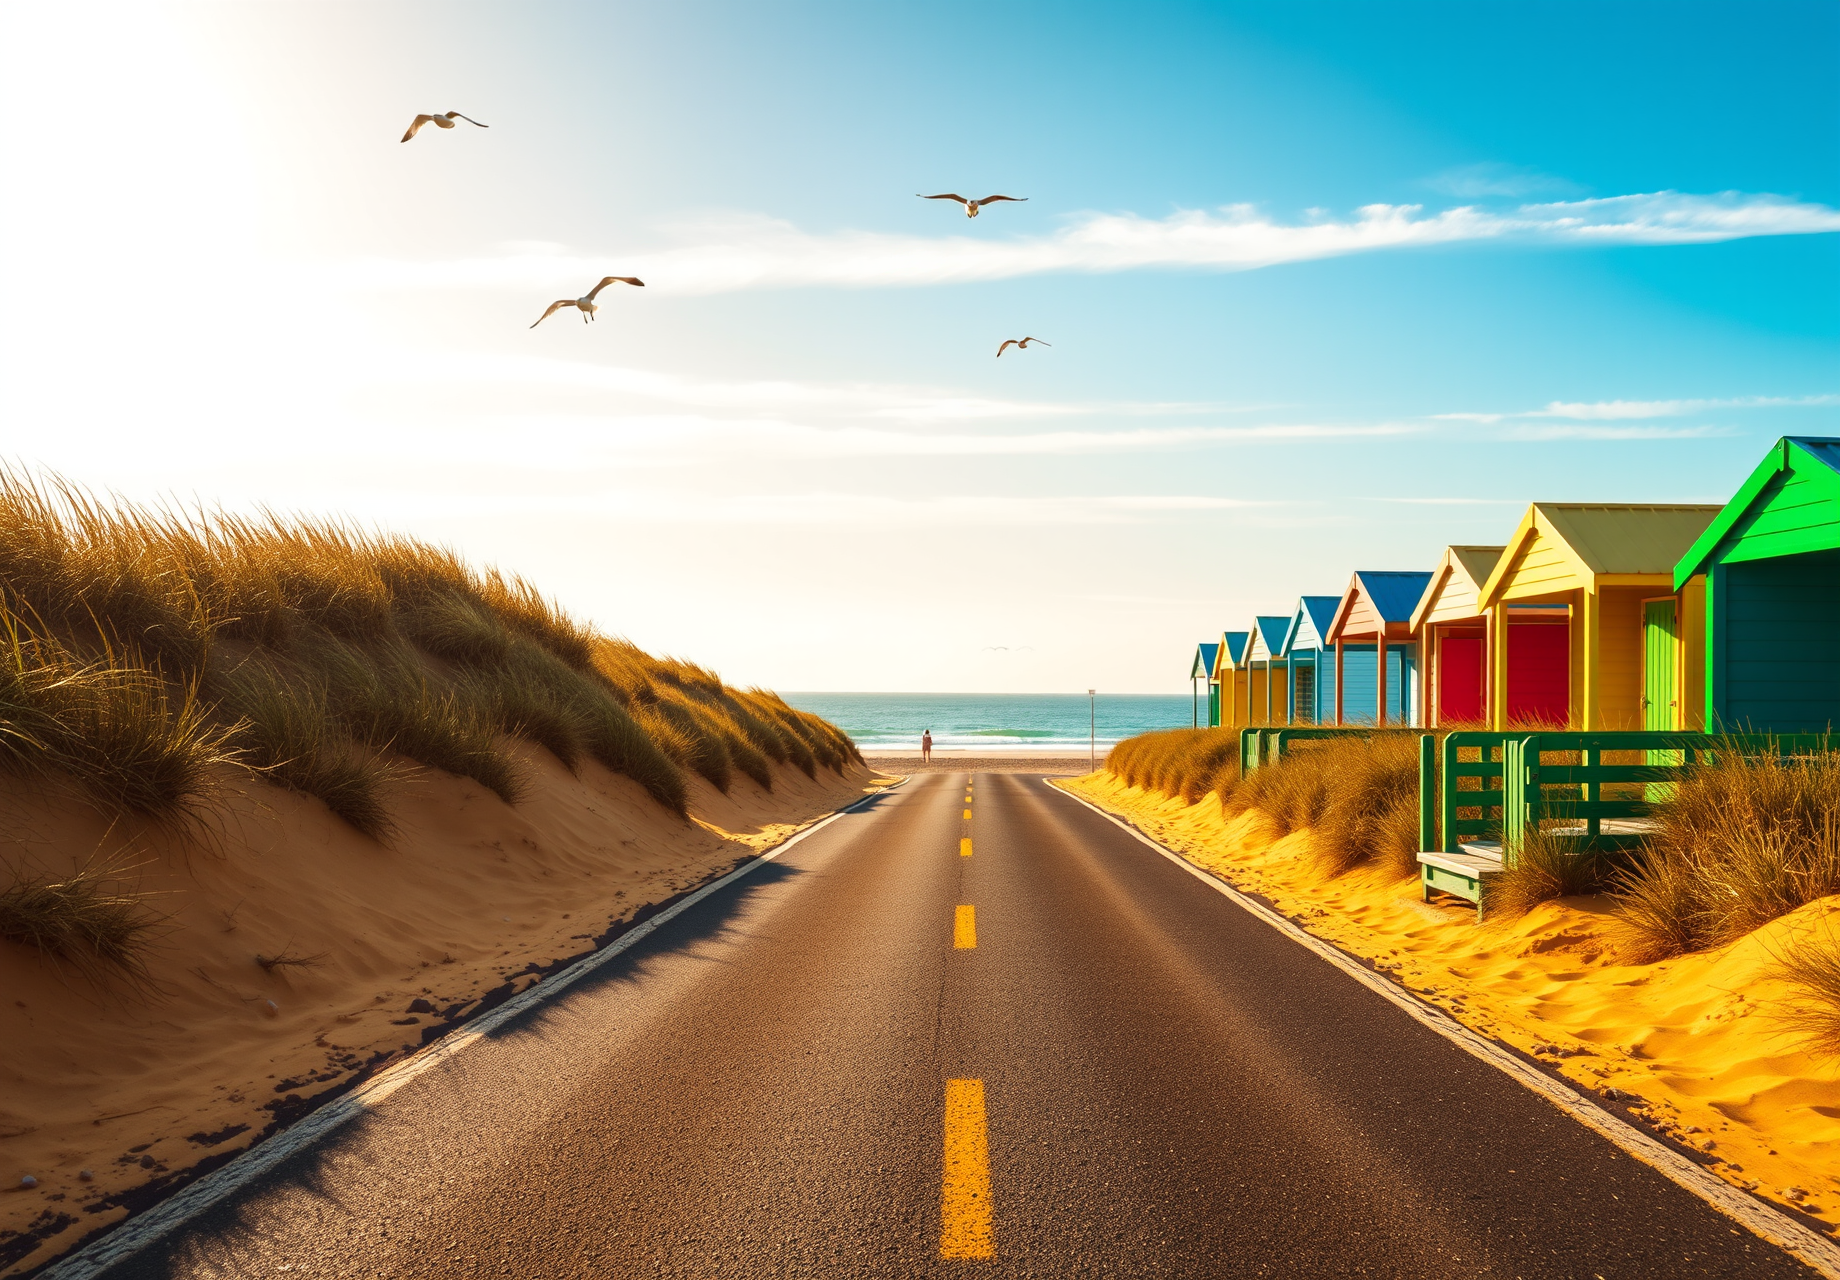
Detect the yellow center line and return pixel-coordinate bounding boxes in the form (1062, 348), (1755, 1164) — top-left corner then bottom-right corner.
(953, 904), (977, 949)
(960, 837), (972, 858)
(941, 1079), (994, 1259)
(963, 809), (972, 820)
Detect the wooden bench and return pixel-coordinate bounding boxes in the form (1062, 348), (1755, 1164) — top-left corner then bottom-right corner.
(1417, 842), (1503, 920)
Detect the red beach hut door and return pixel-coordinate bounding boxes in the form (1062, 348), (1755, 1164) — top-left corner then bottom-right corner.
(1437, 633), (1484, 724)
(1507, 621), (1570, 726)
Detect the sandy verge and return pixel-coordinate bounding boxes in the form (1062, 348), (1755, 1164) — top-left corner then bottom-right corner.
(860, 754), (1092, 774)
(0, 748), (894, 1275)
(1060, 771), (1840, 1230)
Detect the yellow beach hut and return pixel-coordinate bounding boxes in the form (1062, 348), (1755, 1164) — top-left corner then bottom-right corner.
(1476, 504), (1719, 730)
(1214, 631), (1252, 727)
(1409, 546), (1503, 727)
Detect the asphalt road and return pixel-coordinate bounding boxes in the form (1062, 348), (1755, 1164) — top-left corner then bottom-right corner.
(82, 771), (1818, 1279)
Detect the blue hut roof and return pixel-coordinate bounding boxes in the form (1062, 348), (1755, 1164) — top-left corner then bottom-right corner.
(1282, 595), (1342, 655)
(1356, 571), (1436, 623)
(1191, 641), (1220, 680)
(1250, 614), (1292, 661)
(1221, 630), (1250, 665)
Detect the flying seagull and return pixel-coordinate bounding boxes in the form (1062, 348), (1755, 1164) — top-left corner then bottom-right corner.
(401, 111), (489, 142)
(917, 193), (1028, 218)
(530, 277), (646, 327)
(996, 337), (1051, 357)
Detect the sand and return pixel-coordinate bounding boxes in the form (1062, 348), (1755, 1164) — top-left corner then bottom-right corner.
(0, 746), (892, 1275)
(859, 754), (1093, 774)
(1061, 771), (1840, 1229)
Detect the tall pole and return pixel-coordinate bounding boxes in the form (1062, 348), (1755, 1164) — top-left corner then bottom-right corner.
(1088, 689), (1096, 773)
(1192, 676), (1198, 729)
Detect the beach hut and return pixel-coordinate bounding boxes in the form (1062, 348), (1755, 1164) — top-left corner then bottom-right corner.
(1278, 596), (1343, 724)
(1408, 546), (1504, 727)
(1477, 503), (1719, 730)
(1244, 615), (1293, 725)
(1674, 437), (1840, 732)
(1214, 631), (1252, 727)
(1190, 641), (1220, 728)
(1325, 571), (1433, 725)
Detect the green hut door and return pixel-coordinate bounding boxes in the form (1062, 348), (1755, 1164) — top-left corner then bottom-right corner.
(1642, 599), (1679, 730)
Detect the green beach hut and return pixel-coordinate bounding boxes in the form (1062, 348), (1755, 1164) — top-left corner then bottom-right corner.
(1190, 641), (1221, 727)
(1674, 436), (1840, 731)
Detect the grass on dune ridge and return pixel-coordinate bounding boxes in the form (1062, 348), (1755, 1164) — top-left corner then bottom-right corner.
(0, 469), (860, 842)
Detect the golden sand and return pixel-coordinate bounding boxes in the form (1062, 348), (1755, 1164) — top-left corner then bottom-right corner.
(1061, 771), (1840, 1224)
(0, 747), (891, 1275)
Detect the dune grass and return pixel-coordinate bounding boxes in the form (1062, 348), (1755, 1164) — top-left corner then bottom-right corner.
(0, 469), (859, 837)
(0, 860), (159, 983)
(1770, 927), (1840, 1055)
(1614, 752), (1840, 960)
(1104, 728), (1423, 878)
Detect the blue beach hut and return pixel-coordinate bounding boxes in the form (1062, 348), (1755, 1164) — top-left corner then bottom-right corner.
(1279, 596), (1343, 724)
(1325, 571), (1434, 725)
(1189, 641), (1220, 728)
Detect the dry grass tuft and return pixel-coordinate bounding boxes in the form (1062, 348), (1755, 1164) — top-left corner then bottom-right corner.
(0, 860), (160, 981)
(1105, 728), (1241, 802)
(255, 947), (328, 973)
(1615, 752), (1840, 960)
(1768, 926), (1840, 1055)
(1490, 829), (1613, 919)
(1227, 736), (1422, 878)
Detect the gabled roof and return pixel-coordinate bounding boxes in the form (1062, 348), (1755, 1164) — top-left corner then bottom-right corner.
(1326, 570), (1435, 643)
(1217, 630), (1250, 673)
(1281, 596), (1342, 656)
(1674, 437), (1840, 588)
(1190, 642), (1220, 681)
(1409, 545), (1504, 633)
(1481, 502), (1721, 607)
(1246, 615), (1293, 663)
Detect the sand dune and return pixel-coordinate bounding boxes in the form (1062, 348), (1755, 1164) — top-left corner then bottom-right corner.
(0, 743), (889, 1275)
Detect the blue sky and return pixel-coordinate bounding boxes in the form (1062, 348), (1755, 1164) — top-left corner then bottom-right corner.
(0, 1), (1835, 692)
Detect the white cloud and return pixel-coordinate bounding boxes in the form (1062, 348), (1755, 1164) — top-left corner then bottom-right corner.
(1424, 164), (1580, 200)
(337, 190), (1840, 297)
(1435, 393), (1840, 424)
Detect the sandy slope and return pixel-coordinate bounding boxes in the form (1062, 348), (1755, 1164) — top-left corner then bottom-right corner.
(0, 746), (890, 1275)
(1061, 771), (1840, 1231)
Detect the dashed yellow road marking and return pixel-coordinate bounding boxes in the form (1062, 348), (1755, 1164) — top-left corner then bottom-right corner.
(963, 809), (972, 820)
(960, 837), (972, 858)
(954, 905), (977, 949)
(941, 1079), (994, 1259)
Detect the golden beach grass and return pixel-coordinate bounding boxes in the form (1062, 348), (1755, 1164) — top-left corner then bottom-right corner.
(0, 470), (857, 849)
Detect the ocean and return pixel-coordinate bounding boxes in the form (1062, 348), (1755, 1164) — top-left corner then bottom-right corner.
(780, 692), (1196, 754)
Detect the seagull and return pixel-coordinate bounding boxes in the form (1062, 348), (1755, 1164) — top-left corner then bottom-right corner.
(530, 277), (646, 327)
(401, 111), (489, 142)
(996, 337), (1050, 357)
(917, 193), (1028, 218)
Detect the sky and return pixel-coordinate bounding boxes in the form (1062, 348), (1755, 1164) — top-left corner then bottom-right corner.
(0, 1), (1835, 694)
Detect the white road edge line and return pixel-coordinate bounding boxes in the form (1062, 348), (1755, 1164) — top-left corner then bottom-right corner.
(1046, 778), (1840, 1280)
(42, 779), (908, 1280)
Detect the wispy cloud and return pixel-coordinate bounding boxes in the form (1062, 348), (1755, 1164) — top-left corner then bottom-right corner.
(1423, 164), (1581, 200)
(1498, 423), (1737, 442)
(340, 190), (1840, 297)
(1436, 393), (1840, 424)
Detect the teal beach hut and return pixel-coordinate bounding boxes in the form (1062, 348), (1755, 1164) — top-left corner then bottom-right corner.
(1279, 596), (1343, 724)
(1674, 436), (1840, 731)
(1190, 641), (1221, 727)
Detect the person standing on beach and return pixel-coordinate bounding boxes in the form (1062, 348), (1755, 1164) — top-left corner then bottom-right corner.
(921, 729), (932, 763)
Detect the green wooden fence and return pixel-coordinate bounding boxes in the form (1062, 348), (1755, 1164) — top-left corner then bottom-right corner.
(1239, 726), (1420, 774)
